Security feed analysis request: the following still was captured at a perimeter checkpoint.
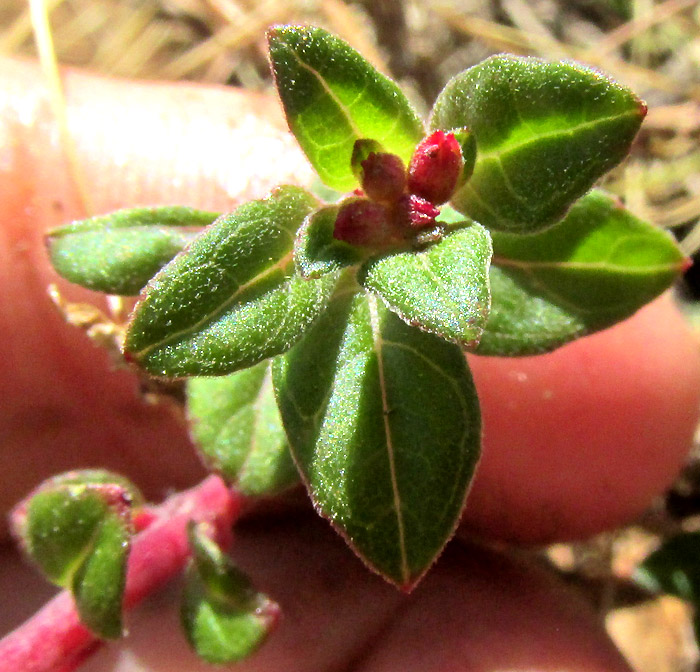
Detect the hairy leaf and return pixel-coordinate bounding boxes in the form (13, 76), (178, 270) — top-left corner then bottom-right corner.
(187, 360), (298, 496)
(15, 472), (135, 638)
(268, 25), (424, 191)
(436, 204), (470, 226)
(125, 187), (337, 377)
(294, 205), (365, 279)
(430, 55), (646, 233)
(476, 191), (687, 355)
(360, 224), (492, 347)
(47, 207), (218, 295)
(451, 127), (477, 189)
(182, 523), (279, 664)
(273, 287), (481, 589)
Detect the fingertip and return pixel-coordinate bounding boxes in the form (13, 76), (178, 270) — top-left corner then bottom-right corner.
(463, 293), (700, 543)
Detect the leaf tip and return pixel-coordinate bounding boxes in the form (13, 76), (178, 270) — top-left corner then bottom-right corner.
(398, 577), (420, 594)
(256, 597), (282, 631)
(266, 23), (309, 45)
(121, 347), (138, 366)
(265, 24), (284, 47)
(637, 97), (648, 120)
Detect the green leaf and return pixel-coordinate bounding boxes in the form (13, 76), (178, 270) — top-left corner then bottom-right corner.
(309, 176), (345, 204)
(71, 512), (131, 639)
(294, 205), (365, 279)
(268, 25), (424, 191)
(360, 224), (492, 347)
(476, 190), (687, 355)
(187, 360), (299, 496)
(46, 207), (219, 295)
(124, 187), (338, 377)
(273, 287), (481, 589)
(15, 469), (144, 509)
(17, 473), (134, 639)
(450, 127), (477, 189)
(351, 138), (386, 181)
(182, 523), (279, 664)
(435, 204), (470, 226)
(635, 532), (700, 601)
(430, 55), (646, 233)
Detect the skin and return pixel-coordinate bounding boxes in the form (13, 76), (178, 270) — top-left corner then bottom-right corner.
(464, 293), (700, 543)
(1, 56), (699, 670)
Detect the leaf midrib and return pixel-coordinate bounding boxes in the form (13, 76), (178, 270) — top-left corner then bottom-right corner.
(283, 44), (363, 142)
(132, 250), (294, 358)
(367, 294), (409, 585)
(492, 255), (682, 274)
(475, 109), (641, 163)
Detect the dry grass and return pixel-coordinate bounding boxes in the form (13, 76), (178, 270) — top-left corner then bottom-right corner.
(2, 2), (700, 670)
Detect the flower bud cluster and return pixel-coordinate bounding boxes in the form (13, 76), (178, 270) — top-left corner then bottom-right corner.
(333, 131), (464, 247)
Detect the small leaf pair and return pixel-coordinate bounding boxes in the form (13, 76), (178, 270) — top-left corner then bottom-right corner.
(11, 470), (140, 639)
(182, 523), (279, 663)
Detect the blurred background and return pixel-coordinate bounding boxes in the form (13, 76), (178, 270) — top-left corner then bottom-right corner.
(2, 1), (700, 670)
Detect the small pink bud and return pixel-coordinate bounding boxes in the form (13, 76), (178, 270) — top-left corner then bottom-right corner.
(407, 130), (463, 205)
(333, 198), (391, 246)
(360, 152), (407, 204)
(395, 194), (440, 231)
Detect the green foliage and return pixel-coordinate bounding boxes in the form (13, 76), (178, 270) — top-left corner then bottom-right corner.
(47, 207), (218, 295)
(359, 223), (492, 347)
(477, 190), (687, 355)
(268, 25), (424, 191)
(187, 361), (298, 496)
(635, 532), (700, 645)
(13, 470), (137, 639)
(273, 286), (481, 588)
(430, 55), (646, 233)
(181, 523), (279, 663)
(294, 205), (365, 279)
(41, 24), (687, 608)
(124, 187), (337, 376)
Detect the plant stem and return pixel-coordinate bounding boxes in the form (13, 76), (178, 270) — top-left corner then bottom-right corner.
(0, 475), (242, 672)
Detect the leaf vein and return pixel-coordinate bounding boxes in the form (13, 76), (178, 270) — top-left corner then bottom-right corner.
(134, 250), (294, 358)
(492, 255), (679, 274)
(477, 109), (640, 163)
(367, 295), (409, 584)
(284, 45), (364, 140)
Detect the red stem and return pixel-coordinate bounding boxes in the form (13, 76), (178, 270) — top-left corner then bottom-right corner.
(0, 475), (242, 672)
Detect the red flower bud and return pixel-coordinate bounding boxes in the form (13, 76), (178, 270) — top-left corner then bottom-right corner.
(333, 198), (391, 246)
(407, 130), (463, 205)
(360, 152), (407, 204)
(395, 194), (440, 231)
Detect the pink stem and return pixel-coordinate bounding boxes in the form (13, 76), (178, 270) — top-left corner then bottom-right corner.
(0, 475), (242, 672)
